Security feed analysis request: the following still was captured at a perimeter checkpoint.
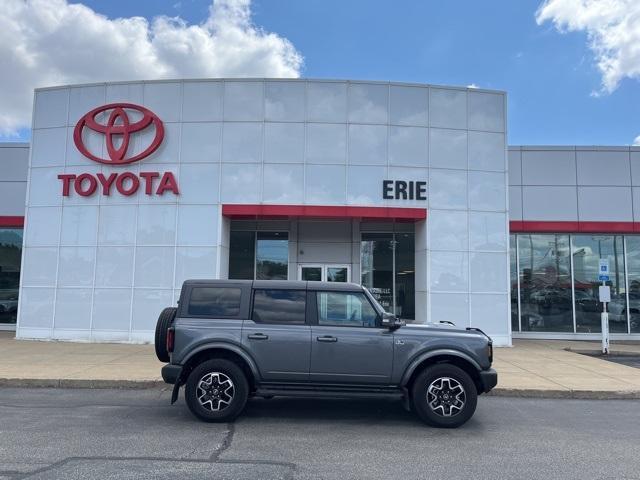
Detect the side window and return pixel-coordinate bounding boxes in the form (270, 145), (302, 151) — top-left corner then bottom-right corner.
(188, 287), (241, 317)
(252, 289), (306, 324)
(317, 292), (379, 327)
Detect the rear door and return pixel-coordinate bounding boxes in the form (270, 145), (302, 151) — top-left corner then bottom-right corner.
(309, 290), (394, 384)
(242, 288), (311, 382)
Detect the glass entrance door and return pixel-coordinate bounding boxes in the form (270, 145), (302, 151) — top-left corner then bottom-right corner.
(299, 264), (350, 282)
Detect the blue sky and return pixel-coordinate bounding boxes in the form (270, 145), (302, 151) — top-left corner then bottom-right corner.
(4, 0), (640, 146)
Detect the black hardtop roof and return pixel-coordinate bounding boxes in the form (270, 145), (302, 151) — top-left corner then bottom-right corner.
(182, 279), (364, 292)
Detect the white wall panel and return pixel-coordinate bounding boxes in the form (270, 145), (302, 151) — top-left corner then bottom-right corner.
(522, 186), (577, 221)
(577, 150), (630, 186)
(0, 145), (29, 181)
(31, 128), (67, 168)
(522, 150), (575, 185)
(307, 82), (347, 123)
(430, 128), (467, 170)
(508, 149), (522, 185)
(468, 91), (505, 132)
(429, 88), (466, 129)
(182, 81), (223, 122)
(578, 187), (633, 221)
(33, 89), (69, 129)
(223, 82), (263, 121)
(389, 85), (428, 126)
(180, 123), (222, 163)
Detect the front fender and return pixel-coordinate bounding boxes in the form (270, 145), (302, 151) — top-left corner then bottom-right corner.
(400, 349), (482, 386)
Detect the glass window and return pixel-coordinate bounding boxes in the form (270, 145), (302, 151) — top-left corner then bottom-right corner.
(0, 228), (22, 325)
(317, 292), (378, 327)
(395, 233), (415, 320)
(188, 287), (241, 317)
(252, 289), (306, 324)
(361, 232), (415, 320)
(518, 234), (573, 332)
(625, 236), (640, 333)
(256, 232), (288, 280)
(229, 231), (255, 280)
(572, 235), (626, 333)
(510, 234), (519, 332)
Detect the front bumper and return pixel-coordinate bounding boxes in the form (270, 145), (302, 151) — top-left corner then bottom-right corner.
(161, 364), (183, 385)
(479, 368), (498, 393)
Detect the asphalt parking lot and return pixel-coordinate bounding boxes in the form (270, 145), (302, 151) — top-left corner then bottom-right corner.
(0, 388), (639, 479)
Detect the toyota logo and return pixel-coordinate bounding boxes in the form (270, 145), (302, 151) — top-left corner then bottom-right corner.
(73, 103), (164, 165)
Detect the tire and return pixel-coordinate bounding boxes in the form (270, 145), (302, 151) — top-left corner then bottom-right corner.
(154, 307), (177, 362)
(185, 359), (249, 423)
(411, 363), (478, 428)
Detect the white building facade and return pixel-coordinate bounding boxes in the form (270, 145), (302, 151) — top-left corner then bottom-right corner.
(4, 79), (512, 344)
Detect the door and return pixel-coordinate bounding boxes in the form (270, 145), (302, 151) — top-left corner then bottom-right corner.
(310, 290), (393, 384)
(242, 288), (311, 382)
(298, 264), (350, 282)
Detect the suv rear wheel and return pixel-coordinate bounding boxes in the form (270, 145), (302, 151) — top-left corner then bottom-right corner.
(185, 359), (249, 423)
(411, 363), (478, 428)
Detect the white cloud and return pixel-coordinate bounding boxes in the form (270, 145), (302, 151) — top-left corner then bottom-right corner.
(536, 0), (640, 94)
(634, 134), (640, 146)
(0, 0), (303, 135)
(467, 83), (479, 89)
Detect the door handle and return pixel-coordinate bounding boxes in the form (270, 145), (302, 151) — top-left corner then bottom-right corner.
(248, 333), (269, 340)
(316, 335), (337, 343)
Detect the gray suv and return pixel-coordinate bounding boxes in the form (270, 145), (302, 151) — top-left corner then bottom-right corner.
(156, 280), (497, 428)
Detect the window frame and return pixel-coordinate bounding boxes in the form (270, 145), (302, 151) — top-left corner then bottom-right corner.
(310, 290), (382, 328)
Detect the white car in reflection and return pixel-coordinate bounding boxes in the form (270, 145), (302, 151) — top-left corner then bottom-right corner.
(608, 294), (640, 329)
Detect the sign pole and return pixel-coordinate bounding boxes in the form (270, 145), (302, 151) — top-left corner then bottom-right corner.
(598, 258), (610, 355)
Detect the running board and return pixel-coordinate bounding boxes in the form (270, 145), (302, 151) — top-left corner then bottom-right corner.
(254, 385), (404, 401)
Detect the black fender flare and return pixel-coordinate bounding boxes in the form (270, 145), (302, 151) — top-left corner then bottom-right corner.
(180, 342), (261, 382)
(400, 349), (481, 387)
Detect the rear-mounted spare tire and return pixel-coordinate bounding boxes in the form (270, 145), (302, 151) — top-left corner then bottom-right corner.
(155, 307), (177, 362)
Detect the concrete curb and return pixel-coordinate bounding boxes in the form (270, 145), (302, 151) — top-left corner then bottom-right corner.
(0, 378), (166, 389)
(488, 387), (640, 400)
(2, 378), (640, 400)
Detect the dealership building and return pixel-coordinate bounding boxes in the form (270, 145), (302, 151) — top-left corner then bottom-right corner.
(1, 78), (640, 346)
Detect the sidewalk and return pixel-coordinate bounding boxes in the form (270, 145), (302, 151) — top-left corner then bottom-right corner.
(1, 332), (639, 398)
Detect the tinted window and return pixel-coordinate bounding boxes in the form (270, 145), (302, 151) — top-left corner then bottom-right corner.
(188, 287), (241, 317)
(317, 292), (378, 327)
(252, 289), (306, 324)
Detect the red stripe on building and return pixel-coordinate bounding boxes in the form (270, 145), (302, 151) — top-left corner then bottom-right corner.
(509, 220), (640, 234)
(0, 216), (24, 227)
(222, 204), (427, 220)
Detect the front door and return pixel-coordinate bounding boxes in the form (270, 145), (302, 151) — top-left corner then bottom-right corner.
(299, 264), (350, 282)
(309, 289), (393, 384)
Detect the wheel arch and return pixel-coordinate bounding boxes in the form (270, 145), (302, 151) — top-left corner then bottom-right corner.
(402, 350), (483, 394)
(180, 344), (260, 390)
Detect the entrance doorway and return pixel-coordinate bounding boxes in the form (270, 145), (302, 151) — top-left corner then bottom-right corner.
(298, 264), (350, 282)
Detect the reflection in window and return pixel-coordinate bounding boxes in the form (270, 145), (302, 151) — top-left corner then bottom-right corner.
(229, 231), (255, 280)
(317, 292), (378, 327)
(229, 231), (289, 281)
(256, 232), (288, 280)
(510, 234), (519, 332)
(0, 228), (22, 325)
(572, 235), (626, 333)
(252, 289), (305, 324)
(361, 232), (415, 320)
(625, 237), (640, 333)
(188, 287), (241, 317)
(518, 234), (573, 332)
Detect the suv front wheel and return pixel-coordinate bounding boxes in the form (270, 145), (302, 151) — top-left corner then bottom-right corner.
(185, 359), (249, 423)
(411, 363), (478, 428)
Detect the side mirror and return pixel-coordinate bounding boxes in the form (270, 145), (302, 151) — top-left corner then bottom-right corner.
(381, 312), (405, 330)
